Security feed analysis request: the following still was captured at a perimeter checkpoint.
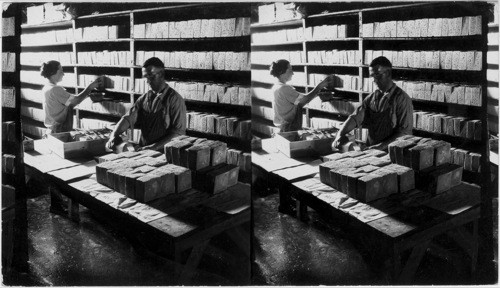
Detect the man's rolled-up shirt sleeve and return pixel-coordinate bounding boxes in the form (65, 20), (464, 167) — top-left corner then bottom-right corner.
(347, 97), (369, 128)
(167, 94), (186, 135)
(122, 97), (141, 128)
(394, 92), (414, 135)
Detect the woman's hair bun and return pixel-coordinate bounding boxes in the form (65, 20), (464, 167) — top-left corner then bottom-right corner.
(269, 59), (290, 78)
(40, 60), (61, 79)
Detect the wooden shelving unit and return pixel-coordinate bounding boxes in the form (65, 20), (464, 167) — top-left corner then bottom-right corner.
(19, 3), (251, 152)
(2, 3), (29, 278)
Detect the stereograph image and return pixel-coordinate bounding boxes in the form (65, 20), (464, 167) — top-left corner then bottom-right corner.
(1, 1), (498, 286)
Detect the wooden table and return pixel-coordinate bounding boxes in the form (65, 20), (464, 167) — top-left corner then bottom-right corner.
(253, 139), (480, 284)
(25, 140), (250, 285)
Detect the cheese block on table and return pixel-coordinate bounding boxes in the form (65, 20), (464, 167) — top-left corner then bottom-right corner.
(355, 165), (380, 174)
(186, 144), (210, 170)
(388, 140), (415, 164)
(123, 172), (145, 198)
(336, 158), (369, 169)
(166, 140), (193, 165)
(346, 172), (368, 198)
(363, 156), (391, 167)
(113, 168), (133, 193)
(96, 161), (117, 185)
(371, 168), (398, 196)
(135, 174), (162, 202)
(426, 140), (451, 166)
(363, 149), (387, 157)
(139, 149), (163, 158)
(408, 144), (434, 170)
(384, 163), (415, 193)
(204, 140), (227, 166)
(323, 152), (350, 162)
(329, 167), (356, 190)
(194, 163), (239, 194)
(150, 168), (176, 196)
(98, 153), (125, 163)
(357, 173), (384, 202)
(161, 164), (192, 193)
(416, 165), (454, 194)
(320, 161), (341, 185)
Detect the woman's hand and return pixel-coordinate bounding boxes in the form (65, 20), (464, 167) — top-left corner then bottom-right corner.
(88, 76), (103, 91)
(320, 75), (335, 89)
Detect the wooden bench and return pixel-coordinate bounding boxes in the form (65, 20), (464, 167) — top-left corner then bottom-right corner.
(24, 139), (250, 285)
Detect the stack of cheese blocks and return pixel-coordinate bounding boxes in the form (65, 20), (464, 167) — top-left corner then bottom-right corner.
(388, 135), (463, 194)
(96, 150), (192, 203)
(164, 135), (239, 194)
(319, 149), (412, 203)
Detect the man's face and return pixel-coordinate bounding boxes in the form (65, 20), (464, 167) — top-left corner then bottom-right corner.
(142, 65), (164, 92)
(369, 65), (391, 91)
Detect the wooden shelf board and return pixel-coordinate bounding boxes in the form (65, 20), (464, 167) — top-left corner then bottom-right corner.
(21, 42), (72, 47)
(251, 41), (303, 47)
(304, 63), (364, 68)
(134, 36), (248, 42)
(74, 64), (132, 68)
(21, 20), (72, 29)
(251, 19), (303, 29)
(75, 39), (132, 43)
(306, 37), (361, 42)
(364, 36), (482, 41)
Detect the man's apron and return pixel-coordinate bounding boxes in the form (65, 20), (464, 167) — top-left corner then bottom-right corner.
(137, 87), (173, 146)
(363, 87), (402, 146)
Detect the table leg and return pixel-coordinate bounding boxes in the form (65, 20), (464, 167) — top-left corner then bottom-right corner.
(177, 240), (210, 285)
(446, 220), (478, 277)
(296, 199), (309, 222)
(67, 198), (80, 222)
(226, 226), (250, 257)
(278, 181), (295, 215)
(396, 239), (431, 284)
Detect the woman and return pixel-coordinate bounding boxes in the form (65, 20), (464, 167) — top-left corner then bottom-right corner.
(40, 60), (101, 134)
(270, 59), (333, 132)
(40, 60), (101, 217)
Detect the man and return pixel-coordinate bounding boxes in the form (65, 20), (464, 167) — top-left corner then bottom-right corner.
(332, 56), (413, 151)
(106, 57), (186, 151)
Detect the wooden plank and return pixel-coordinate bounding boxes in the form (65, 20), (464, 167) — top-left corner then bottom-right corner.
(272, 160), (322, 182)
(47, 160), (98, 181)
(178, 240), (210, 285)
(251, 150), (306, 172)
(396, 239), (431, 283)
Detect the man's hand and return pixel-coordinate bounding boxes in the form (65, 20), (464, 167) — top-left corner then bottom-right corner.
(88, 76), (102, 91)
(105, 136), (120, 150)
(367, 143), (384, 151)
(137, 143), (155, 151)
(331, 134), (343, 150)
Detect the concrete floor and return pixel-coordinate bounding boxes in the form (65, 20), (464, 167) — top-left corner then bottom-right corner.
(252, 193), (498, 285)
(5, 185), (250, 286)
(3, 184), (497, 286)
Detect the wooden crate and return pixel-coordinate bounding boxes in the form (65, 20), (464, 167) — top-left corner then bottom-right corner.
(275, 131), (334, 158)
(47, 132), (109, 159)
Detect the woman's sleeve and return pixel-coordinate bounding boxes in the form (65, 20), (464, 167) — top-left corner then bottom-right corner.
(280, 85), (302, 105)
(52, 86), (73, 106)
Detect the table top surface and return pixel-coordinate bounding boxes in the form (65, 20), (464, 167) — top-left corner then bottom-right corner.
(253, 138), (482, 240)
(25, 139), (251, 242)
